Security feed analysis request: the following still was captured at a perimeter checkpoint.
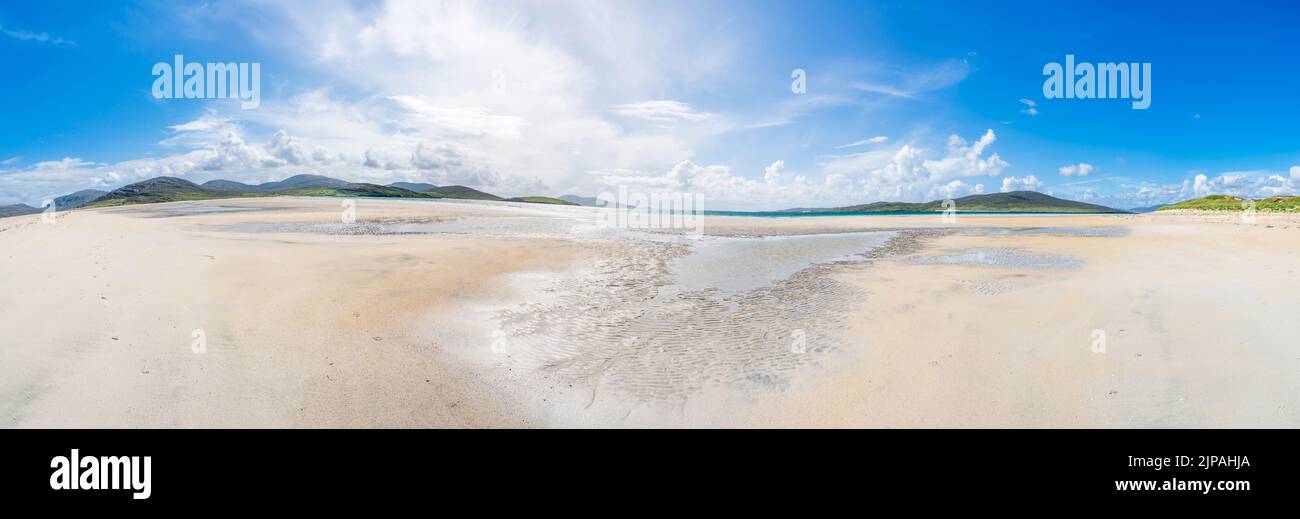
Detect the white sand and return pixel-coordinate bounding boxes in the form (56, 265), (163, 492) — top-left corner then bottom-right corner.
(2, 198), (1297, 427)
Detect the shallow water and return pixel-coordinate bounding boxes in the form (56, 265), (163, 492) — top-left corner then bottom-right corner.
(669, 231), (896, 293)
(223, 216), (629, 239)
(973, 226), (1128, 238)
(912, 247), (1083, 270)
(145, 205), (268, 217)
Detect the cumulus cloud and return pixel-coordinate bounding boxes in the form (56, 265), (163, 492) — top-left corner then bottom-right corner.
(924, 129), (1008, 179)
(1044, 166), (1300, 210)
(763, 160), (784, 187)
(1, 4), (1135, 212)
(1180, 169), (1300, 199)
(815, 129), (1009, 203)
(254, 0), (732, 194)
(1191, 174), (1211, 197)
(588, 156), (892, 211)
(928, 180), (985, 200)
(1058, 163), (1094, 176)
(0, 119), (521, 205)
(1001, 175), (1043, 192)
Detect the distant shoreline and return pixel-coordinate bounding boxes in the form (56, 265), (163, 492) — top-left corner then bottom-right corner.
(704, 210), (1127, 218)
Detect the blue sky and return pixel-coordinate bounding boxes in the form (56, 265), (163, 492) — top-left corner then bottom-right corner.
(2, 0), (1298, 210)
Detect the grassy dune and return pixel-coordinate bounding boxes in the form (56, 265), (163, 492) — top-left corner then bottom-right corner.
(1158, 195), (1300, 212)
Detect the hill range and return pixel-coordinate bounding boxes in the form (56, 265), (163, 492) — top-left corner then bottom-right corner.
(78, 174), (579, 209)
(776, 191), (1125, 214)
(24, 173), (1300, 218)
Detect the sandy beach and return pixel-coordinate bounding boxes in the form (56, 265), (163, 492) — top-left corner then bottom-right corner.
(2, 197), (1297, 428)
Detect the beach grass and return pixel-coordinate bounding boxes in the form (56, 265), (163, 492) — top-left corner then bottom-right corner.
(1159, 194), (1300, 212)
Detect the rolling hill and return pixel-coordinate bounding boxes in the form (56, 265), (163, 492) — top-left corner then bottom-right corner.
(1157, 194), (1300, 212)
(559, 194), (601, 207)
(201, 179), (261, 192)
(0, 204), (41, 218)
(87, 177), (440, 207)
(425, 185), (503, 201)
(53, 189), (107, 210)
(71, 174), (582, 209)
(387, 182), (439, 192)
(505, 196), (579, 205)
(86, 177), (241, 207)
(277, 183), (437, 199)
(202, 174), (351, 193)
(784, 191), (1124, 214)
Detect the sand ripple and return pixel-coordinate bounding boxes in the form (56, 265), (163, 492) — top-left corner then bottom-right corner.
(491, 238), (868, 405)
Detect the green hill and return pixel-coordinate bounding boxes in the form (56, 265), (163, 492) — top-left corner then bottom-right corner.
(0, 204), (42, 218)
(203, 174), (352, 193)
(425, 185), (503, 201)
(53, 189), (108, 209)
(559, 194), (600, 207)
(51, 174), (618, 211)
(506, 196), (579, 206)
(786, 191), (1124, 214)
(86, 177), (242, 207)
(87, 178), (441, 208)
(278, 183), (437, 198)
(1158, 194), (1300, 212)
(387, 182), (439, 192)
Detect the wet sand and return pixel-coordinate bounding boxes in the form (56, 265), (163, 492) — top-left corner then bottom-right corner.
(1, 198), (1297, 427)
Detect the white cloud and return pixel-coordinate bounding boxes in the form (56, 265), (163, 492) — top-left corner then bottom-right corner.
(763, 160), (784, 187)
(1001, 175), (1043, 192)
(1180, 169), (1300, 199)
(1, 4), (1129, 212)
(1048, 167), (1300, 210)
(1192, 174), (1211, 197)
(1018, 98), (1038, 116)
(159, 112), (241, 148)
(851, 59), (970, 99)
(835, 136), (889, 148)
(612, 100), (715, 123)
(1058, 163), (1094, 176)
(928, 180), (985, 200)
(586, 156), (900, 211)
(924, 129), (1008, 179)
(0, 25), (74, 45)
(816, 129), (1008, 203)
